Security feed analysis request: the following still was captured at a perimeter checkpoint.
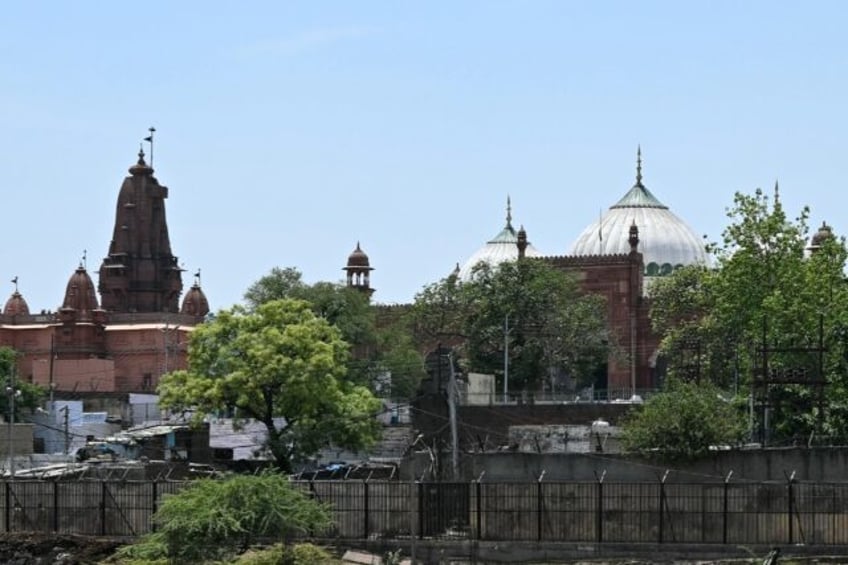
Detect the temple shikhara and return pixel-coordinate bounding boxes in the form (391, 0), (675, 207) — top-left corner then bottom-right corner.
(0, 149), (209, 394)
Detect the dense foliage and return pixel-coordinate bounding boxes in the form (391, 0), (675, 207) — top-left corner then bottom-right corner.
(245, 267), (426, 399)
(0, 347), (44, 418)
(158, 299), (381, 472)
(411, 259), (611, 393)
(114, 472), (332, 563)
(621, 379), (748, 462)
(649, 187), (848, 444)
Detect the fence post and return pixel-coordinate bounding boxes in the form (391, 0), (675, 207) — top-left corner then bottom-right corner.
(100, 481), (107, 536)
(595, 470), (606, 544)
(658, 470), (669, 544)
(4, 481), (9, 533)
(363, 480), (369, 539)
(723, 471), (733, 544)
(52, 480), (59, 533)
(418, 481), (424, 540)
(151, 481), (158, 533)
(410, 481), (417, 564)
(476, 477), (482, 540)
(786, 470), (796, 545)
(537, 470), (546, 542)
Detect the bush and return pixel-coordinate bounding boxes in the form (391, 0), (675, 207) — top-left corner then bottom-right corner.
(621, 379), (747, 462)
(115, 471), (331, 563)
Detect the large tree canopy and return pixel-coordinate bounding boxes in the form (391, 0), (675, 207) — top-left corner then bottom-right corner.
(244, 267), (426, 399)
(158, 299), (381, 472)
(411, 259), (611, 393)
(650, 187), (848, 444)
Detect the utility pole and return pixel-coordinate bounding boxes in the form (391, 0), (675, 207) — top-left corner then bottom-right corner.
(447, 351), (459, 481)
(6, 365), (17, 478)
(48, 333), (55, 406)
(61, 405), (70, 455)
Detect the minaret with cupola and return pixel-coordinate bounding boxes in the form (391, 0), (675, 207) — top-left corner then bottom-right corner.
(344, 242), (375, 298)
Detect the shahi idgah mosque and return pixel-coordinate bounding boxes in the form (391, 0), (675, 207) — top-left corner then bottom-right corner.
(447, 148), (709, 395)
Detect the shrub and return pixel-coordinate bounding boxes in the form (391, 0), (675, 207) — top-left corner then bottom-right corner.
(621, 379), (747, 462)
(115, 471), (331, 563)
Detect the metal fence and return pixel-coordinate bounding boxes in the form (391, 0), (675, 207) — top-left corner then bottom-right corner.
(2, 477), (848, 545)
(297, 478), (848, 545)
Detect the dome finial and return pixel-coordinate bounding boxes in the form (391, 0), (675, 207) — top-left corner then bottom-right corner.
(11, 276), (18, 293)
(636, 145), (643, 186)
(506, 195), (513, 228)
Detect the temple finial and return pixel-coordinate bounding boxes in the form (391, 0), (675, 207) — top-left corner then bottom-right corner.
(194, 268), (201, 287)
(774, 179), (780, 206)
(506, 195), (513, 228)
(636, 145), (643, 186)
(11, 276), (18, 293)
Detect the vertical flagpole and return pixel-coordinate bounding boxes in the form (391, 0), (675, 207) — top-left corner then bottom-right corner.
(145, 127), (156, 167)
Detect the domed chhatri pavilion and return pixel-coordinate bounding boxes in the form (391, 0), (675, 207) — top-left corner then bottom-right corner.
(455, 149), (709, 396)
(0, 148), (209, 394)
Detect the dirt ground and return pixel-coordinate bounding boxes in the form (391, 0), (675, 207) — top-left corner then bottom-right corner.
(0, 532), (125, 564)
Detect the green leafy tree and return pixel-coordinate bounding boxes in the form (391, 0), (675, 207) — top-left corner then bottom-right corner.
(621, 379), (748, 462)
(243, 266), (307, 308)
(409, 271), (467, 344)
(158, 299), (381, 472)
(411, 260), (611, 392)
(116, 471), (332, 563)
(650, 187), (848, 443)
(245, 267), (425, 399)
(0, 347), (44, 418)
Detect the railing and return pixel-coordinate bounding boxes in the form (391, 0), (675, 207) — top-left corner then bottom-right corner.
(462, 388), (657, 405)
(0, 476), (845, 545)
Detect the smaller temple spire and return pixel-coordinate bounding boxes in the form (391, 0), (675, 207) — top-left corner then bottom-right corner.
(635, 145), (643, 186)
(506, 195), (513, 229)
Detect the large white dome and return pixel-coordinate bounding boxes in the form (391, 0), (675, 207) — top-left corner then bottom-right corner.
(569, 152), (708, 275)
(458, 200), (541, 281)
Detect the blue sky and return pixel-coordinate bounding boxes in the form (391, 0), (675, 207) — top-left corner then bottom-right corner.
(2, 2), (846, 311)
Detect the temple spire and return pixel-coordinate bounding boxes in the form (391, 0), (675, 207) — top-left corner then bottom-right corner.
(774, 179), (780, 206)
(506, 195), (513, 229)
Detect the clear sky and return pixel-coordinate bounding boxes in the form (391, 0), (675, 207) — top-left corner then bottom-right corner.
(2, 2), (846, 312)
